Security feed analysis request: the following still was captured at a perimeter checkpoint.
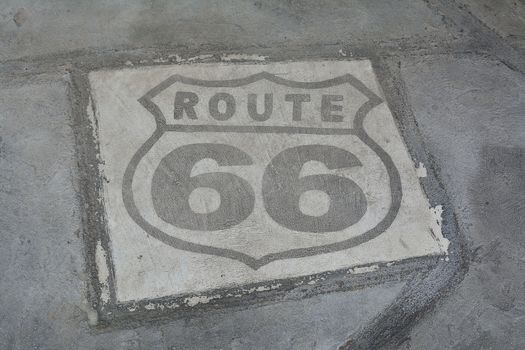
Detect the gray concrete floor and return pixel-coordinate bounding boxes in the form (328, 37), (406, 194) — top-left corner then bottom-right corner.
(1, 1), (524, 349)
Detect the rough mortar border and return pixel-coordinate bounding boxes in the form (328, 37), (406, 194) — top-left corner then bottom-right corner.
(66, 55), (463, 340)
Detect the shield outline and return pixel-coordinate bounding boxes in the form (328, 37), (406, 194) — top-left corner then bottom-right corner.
(122, 72), (402, 269)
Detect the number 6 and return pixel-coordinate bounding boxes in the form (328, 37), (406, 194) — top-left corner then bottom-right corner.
(151, 143), (255, 231)
(151, 143), (366, 232)
(262, 145), (367, 232)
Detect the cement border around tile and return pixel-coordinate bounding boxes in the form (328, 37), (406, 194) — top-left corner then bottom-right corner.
(66, 52), (466, 346)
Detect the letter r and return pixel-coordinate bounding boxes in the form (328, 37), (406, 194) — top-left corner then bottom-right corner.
(174, 91), (199, 119)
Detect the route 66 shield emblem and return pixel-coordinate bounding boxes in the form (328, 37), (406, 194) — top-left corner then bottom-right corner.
(87, 61), (448, 306)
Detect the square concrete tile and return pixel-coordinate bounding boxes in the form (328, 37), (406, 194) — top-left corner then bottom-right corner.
(84, 60), (448, 313)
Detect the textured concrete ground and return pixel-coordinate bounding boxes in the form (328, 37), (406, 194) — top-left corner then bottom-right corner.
(401, 56), (525, 350)
(0, 1), (524, 349)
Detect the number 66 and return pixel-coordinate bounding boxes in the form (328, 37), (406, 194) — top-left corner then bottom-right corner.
(151, 143), (367, 233)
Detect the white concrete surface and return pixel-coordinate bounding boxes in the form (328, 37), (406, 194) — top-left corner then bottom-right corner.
(89, 61), (448, 302)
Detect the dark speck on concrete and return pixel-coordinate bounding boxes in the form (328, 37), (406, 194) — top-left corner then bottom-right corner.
(13, 8), (28, 27)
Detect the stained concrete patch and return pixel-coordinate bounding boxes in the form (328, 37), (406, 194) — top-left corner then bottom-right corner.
(85, 60), (448, 308)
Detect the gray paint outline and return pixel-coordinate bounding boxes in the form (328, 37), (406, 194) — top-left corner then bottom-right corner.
(120, 72), (402, 269)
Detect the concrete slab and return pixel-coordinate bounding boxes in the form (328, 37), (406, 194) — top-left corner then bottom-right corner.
(458, 0), (525, 49)
(0, 76), (87, 350)
(82, 60), (449, 315)
(400, 55), (525, 350)
(0, 0), (460, 61)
